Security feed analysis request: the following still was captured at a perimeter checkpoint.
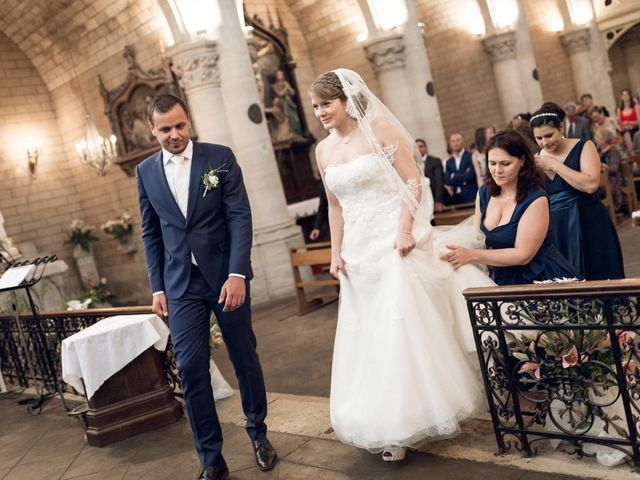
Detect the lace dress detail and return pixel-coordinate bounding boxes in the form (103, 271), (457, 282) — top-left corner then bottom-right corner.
(324, 153), (495, 451)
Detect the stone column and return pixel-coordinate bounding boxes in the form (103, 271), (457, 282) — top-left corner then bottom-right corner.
(214, 0), (302, 303)
(560, 27), (595, 100)
(482, 30), (527, 124)
(400, 0), (447, 158)
(364, 33), (418, 134)
(620, 29), (640, 98)
(515, 0), (543, 112)
(169, 40), (234, 147)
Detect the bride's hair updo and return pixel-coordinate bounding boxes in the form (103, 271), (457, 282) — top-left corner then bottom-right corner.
(311, 72), (347, 102)
(530, 102), (565, 130)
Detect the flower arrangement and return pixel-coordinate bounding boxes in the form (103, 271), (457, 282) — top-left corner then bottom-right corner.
(66, 277), (113, 309)
(65, 219), (99, 252)
(101, 212), (133, 245)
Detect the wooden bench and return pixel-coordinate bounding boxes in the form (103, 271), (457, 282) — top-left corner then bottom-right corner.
(290, 241), (339, 315)
(621, 160), (639, 213)
(600, 163), (617, 225)
(433, 201), (475, 226)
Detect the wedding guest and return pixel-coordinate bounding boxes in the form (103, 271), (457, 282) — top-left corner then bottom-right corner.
(591, 106), (622, 145)
(616, 88), (639, 154)
(441, 130), (579, 285)
(532, 102), (624, 280)
(471, 127), (496, 186)
(309, 183), (329, 241)
(564, 102), (591, 140)
(595, 128), (625, 211)
(577, 93), (594, 118)
(416, 138), (445, 212)
(444, 133), (477, 205)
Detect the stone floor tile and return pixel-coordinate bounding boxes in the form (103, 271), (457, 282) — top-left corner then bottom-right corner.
(0, 468), (9, 480)
(230, 465), (279, 479)
(61, 436), (142, 479)
(220, 423), (310, 472)
(282, 437), (388, 477)
(62, 466), (128, 480)
(3, 453), (77, 480)
(18, 419), (86, 464)
(277, 461), (369, 479)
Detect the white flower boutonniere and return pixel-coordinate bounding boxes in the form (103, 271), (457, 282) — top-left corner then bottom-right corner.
(202, 164), (228, 197)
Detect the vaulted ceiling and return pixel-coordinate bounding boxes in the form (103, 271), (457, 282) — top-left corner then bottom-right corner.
(0, 0), (166, 91)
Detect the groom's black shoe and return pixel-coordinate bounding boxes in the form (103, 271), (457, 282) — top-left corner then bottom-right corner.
(197, 457), (229, 480)
(252, 437), (278, 471)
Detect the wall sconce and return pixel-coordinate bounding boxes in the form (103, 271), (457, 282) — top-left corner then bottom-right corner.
(26, 138), (42, 176)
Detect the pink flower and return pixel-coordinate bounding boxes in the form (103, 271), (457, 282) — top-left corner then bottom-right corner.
(562, 346), (579, 368)
(617, 330), (636, 349)
(519, 362), (541, 379)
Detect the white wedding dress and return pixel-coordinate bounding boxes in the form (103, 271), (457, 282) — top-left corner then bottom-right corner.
(325, 153), (495, 451)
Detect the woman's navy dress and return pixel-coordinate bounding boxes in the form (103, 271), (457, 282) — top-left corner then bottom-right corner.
(479, 185), (580, 285)
(544, 139), (624, 280)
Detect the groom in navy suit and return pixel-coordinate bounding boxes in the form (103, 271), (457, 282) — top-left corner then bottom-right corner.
(136, 94), (276, 480)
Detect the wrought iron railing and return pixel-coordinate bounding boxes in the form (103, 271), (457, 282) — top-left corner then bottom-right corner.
(0, 307), (182, 396)
(464, 279), (640, 469)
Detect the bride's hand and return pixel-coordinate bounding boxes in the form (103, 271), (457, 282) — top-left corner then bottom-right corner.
(440, 244), (475, 270)
(330, 256), (348, 279)
(395, 231), (416, 257)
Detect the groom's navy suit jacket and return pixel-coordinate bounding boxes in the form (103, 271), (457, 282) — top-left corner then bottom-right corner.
(136, 141), (253, 299)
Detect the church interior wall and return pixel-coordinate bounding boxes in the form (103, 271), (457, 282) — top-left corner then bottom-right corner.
(0, 32), (84, 298)
(416, 0), (504, 145)
(608, 40), (631, 102)
(524, 0), (578, 107)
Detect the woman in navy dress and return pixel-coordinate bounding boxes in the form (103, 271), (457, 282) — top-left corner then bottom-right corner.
(530, 102), (624, 280)
(441, 129), (579, 285)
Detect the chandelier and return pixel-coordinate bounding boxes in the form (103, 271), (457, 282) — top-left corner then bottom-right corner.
(75, 113), (117, 176)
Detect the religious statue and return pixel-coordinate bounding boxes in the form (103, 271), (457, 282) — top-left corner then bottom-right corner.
(270, 70), (303, 137)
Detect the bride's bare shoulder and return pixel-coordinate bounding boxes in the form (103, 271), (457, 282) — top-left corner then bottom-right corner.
(315, 136), (334, 170)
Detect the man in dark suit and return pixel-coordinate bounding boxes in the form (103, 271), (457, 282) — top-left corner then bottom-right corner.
(443, 133), (477, 205)
(564, 101), (591, 140)
(136, 94), (277, 480)
(415, 138), (444, 213)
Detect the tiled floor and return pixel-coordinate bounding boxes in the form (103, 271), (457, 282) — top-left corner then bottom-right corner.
(0, 397), (586, 480)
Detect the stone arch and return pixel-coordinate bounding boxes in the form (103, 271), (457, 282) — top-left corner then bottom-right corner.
(606, 21), (640, 100)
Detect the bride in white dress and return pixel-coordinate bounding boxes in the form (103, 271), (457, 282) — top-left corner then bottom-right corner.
(311, 69), (495, 461)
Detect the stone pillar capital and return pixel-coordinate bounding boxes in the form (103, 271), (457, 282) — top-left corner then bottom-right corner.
(364, 33), (406, 73)
(482, 30), (517, 63)
(560, 27), (591, 56)
(169, 40), (221, 90)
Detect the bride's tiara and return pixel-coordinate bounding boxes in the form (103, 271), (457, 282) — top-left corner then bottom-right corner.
(530, 112), (559, 122)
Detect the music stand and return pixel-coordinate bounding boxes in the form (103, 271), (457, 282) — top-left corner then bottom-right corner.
(0, 255), (69, 414)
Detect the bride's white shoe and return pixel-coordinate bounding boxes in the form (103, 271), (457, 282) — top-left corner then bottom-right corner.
(381, 446), (406, 462)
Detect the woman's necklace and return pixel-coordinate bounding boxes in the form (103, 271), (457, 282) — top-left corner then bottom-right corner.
(341, 123), (358, 144)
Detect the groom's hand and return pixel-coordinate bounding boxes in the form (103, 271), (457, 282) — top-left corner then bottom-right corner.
(152, 293), (168, 319)
(219, 277), (246, 312)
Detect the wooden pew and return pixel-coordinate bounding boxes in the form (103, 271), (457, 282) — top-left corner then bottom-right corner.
(433, 201), (475, 226)
(289, 241), (339, 315)
(620, 159), (639, 213)
(600, 163), (618, 225)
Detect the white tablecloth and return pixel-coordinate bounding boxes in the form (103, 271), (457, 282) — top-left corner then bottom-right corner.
(61, 314), (169, 400)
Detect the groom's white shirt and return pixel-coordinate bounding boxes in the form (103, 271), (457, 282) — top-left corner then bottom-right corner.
(152, 140), (244, 297)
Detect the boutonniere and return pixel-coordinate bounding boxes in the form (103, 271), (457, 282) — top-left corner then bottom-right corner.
(202, 164), (229, 197)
